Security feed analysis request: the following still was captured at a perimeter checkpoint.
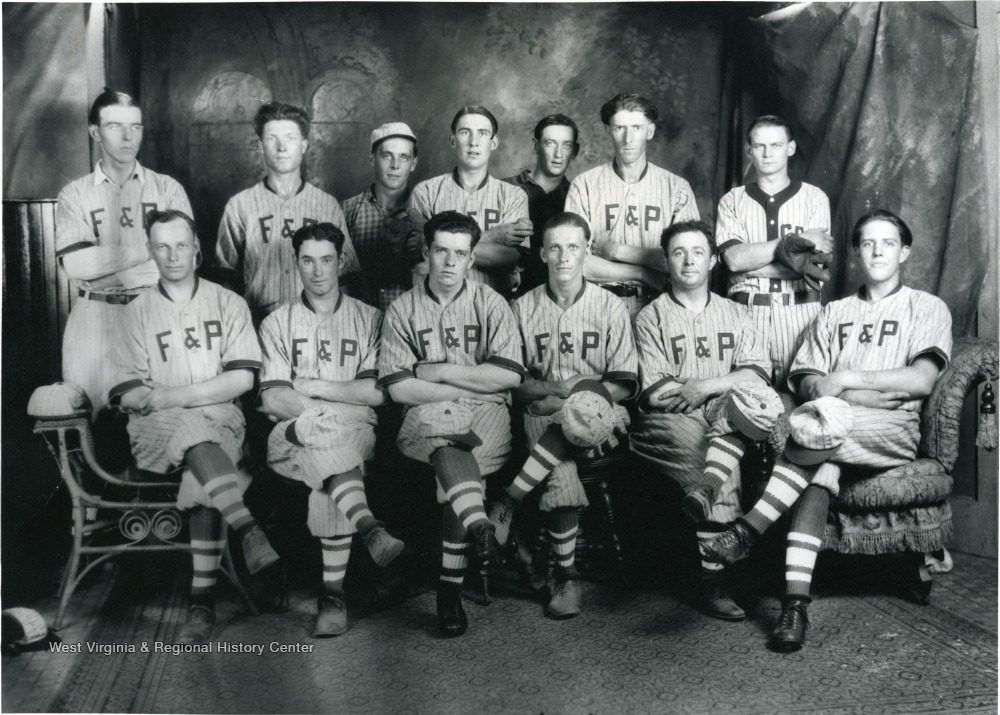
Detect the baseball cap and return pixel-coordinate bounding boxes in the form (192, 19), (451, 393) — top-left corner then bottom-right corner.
(370, 122), (417, 152)
(725, 383), (784, 441)
(27, 382), (91, 419)
(783, 396), (854, 466)
(561, 380), (615, 448)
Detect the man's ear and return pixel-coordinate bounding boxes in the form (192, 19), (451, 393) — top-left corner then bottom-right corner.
(490, 134), (499, 151)
(531, 138), (540, 155)
(339, 250), (347, 271)
(646, 123), (655, 141)
(449, 135), (457, 149)
(788, 140), (797, 157)
(899, 245), (911, 264)
(708, 254), (718, 271)
(89, 125), (101, 143)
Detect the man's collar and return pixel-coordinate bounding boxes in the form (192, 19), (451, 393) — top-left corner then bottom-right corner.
(93, 159), (144, 186)
(451, 167), (489, 191)
(157, 275), (199, 302)
(424, 276), (467, 304)
(612, 158), (648, 182)
(367, 183), (411, 210)
(301, 290), (343, 315)
(545, 279), (587, 307)
(858, 282), (904, 302)
(263, 176), (307, 195)
(667, 287), (710, 309)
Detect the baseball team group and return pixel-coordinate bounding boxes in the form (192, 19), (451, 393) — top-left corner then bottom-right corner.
(51, 87), (953, 652)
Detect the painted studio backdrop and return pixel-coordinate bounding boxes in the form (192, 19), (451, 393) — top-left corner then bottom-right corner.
(1, 2), (992, 600)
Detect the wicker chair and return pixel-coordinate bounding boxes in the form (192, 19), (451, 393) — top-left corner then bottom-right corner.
(759, 337), (998, 600)
(33, 416), (257, 628)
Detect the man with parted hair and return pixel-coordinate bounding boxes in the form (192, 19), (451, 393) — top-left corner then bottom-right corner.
(408, 106), (531, 298)
(503, 114), (582, 293)
(379, 210), (526, 638)
(56, 88), (193, 418)
(217, 101), (361, 325)
(110, 209), (279, 644)
(259, 221), (404, 638)
(715, 114), (832, 387)
(567, 92), (700, 319)
(631, 219), (782, 621)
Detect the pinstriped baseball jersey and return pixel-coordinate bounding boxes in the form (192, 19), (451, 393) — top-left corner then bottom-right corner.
(108, 277), (262, 404)
(259, 292), (382, 423)
(377, 279), (527, 387)
(55, 161), (192, 278)
(512, 281), (638, 393)
(716, 181), (830, 296)
(788, 284), (953, 411)
(217, 180), (361, 316)
(633, 289), (770, 407)
(407, 170), (529, 295)
(565, 159), (700, 253)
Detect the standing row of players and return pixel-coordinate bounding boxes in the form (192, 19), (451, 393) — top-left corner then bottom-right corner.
(55, 88), (952, 650)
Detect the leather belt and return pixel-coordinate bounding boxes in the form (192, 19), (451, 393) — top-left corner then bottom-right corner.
(78, 288), (139, 305)
(601, 283), (642, 298)
(730, 290), (821, 307)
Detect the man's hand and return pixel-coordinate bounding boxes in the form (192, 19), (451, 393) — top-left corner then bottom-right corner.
(486, 219), (533, 248)
(591, 239), (620, 262)
(527, 395), (564, 416)
(463, 390), (508, 405)
(799, 228), (835, 255)
(641, 267), (669, 293)
(808, 374), (846, 400)
(653, 378), (714, 414)
(138, 381), (186, 414)
(839, 389), (909, 410)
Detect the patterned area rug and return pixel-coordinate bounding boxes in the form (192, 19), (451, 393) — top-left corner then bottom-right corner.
(53, 553), (997, 715)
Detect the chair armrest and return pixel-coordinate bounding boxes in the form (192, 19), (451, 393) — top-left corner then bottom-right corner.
(920, 337), (999, 471)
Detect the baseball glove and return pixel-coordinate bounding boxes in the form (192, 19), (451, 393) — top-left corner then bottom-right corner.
(774, 232), (832, 291)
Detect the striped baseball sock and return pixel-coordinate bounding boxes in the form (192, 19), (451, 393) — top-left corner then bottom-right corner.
(703, 435), (747, 496)
(440, 508), (470, 587)
(319, 536), (353, 597)
(785, 485), (830, 598)
(741, 454), (818, 536)
(697, 521), (728, 573)
(431, 446), (488, 530)
(325, 468), (378, 535)
(186, 443), (255, 533)
(546, 507), (578, 578)
(506, 424), (572, 502)
(188, 506), (224, 601)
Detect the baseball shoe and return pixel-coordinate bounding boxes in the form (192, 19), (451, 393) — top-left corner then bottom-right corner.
(436, 584), (467, 638)
(241, 524), (280, 575)
(468, 521), (499, 569)
(699, 569), (745, 621)
(546, 578), (581, 619)
(177, 605), (215, 644)
(362, 524), (405, 568)
(702, 521), (757, 566)
(681, 487), (716, 524)
(488, 494), (516, 547)
(314, 594), (348, 638)
(769, 596), (810, 651)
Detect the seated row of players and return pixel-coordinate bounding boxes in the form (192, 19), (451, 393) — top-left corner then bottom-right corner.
(105, 203), (950, 652)
(57, 87), (952, 651)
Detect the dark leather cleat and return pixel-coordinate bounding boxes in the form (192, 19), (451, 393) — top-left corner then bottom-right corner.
(314, 594), (348, 638)
(769, 596), (810, 651)
(436, 585), (467, 637)
(177, 605), (215, 644)
(702, 520), (757, 566)
(681, 487), (716, 524)
(699, 571), (745, 622)
(467, 521), (499, 569)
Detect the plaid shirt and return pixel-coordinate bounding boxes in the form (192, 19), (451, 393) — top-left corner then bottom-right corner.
(342, 185), (425, 311)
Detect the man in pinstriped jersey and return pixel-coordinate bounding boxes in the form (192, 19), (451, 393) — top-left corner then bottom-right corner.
(56, 89), (192, 420)
(716, 115), (832, 387)
(408, 106), (531, 299)
(631, 220), (782, 621)
(566, 93), (700, 319)
(217, 101), (361, 326)
(259, 222), (404, 638)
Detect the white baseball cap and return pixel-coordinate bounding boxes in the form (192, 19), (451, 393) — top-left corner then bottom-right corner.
(783, 396), (854, 465)
(370, 122), (417, 152)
